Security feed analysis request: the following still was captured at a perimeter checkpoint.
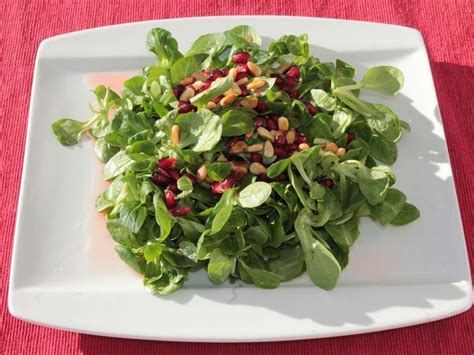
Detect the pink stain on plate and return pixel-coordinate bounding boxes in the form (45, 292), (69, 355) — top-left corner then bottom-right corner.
(84, 71), (139, 94)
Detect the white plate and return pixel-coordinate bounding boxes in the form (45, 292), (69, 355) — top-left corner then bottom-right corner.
(8, 16), (472, 342)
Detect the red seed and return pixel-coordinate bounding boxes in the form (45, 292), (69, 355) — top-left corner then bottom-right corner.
(158, 157), (176, 170)
(232, 52), (250, 64)
(256, 100), (268, 112)
(168, 169), (181, 181)
(178, 101), (197, 114)
(254, 117), (266, 128)
(347, 132), (356, 143)
(275, 76), (284, 86)
(257, 174), (269, 182)
(296, 133), (308, 144)
(167, 183), (178, 193)
(172, 85), (185, 99)
(282, 77), (298, 89)
(305, 103), (317, 115)
(151, 172), (171, 186)
(226, 136), (240, 148)
(319, 178), (334, 188)
(232, 170), (247, 181)
(275, 133), (287, 147)
(274, 147), (287, 159)
(211, 176), (235, 194)
(170, 207), (192, 217)
(236, 72), (250, 82)
(211, 95), (224, 104)
(289, 90), (299, 99)
(210, 69), (224, 81)
(240, 85), (250, 97)
(287, 143), (298, 152)
(198, 80), (212, 93)
(165, 191), (177, 209)
(286, 66), (301, 79)
(159, 168), (171, 178)
(236, 63), (249, 74)
(267, 118), (278, 131)
(222, 68), (229, 76)
(250, 152), (263, 163)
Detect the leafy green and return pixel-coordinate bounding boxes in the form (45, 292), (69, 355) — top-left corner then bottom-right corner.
(239, 182), (272, 208)
(221, 109), (255, 137)
(190, 75), (233, 107)
(360, 66), (404, 96)
(146, 28), (183, 67)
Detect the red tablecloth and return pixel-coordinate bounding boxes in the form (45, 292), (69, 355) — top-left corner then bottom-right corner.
(1, 0), (473, 353)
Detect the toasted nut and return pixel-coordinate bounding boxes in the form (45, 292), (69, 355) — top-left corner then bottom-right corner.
(171, 125), (180, 145)
(323, 142), (338, 154)
(298, 143), (310, 151)
(231, 161), (248, 175)
(216, 153), (228, 162)
(220, 94), (237, 107)
(229, 140), (247, 154)
(206, 101), (217, 110)
(179, 77), (194, 85)
(249, 162), (267, 175)
(247, 78), (266, 90)
(224, 82), (242, 97)
(240, 98), (258, 108)
(263, 140), (274, 158)
(247, 61), (262, 76)
(270, 130), (279, 138)
(196, 165), (208, 181)
(192, 71), (207, 81)
(228, 68), (237, 81)
(257, 127), (275, 142)
(276, 63), (291, 73)
(286, 129), (296, 144)
(245, 143), (264, 153)
(179, 87), (195, 101)
(236, 76), (249, 85)
(336, 147), (346, 157)
(192, 80), (204, 91)
(278, 116), (289, 131)
(245, 129), (254, 138)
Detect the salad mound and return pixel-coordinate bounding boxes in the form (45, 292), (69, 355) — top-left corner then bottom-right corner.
(52, 26), (419, 295)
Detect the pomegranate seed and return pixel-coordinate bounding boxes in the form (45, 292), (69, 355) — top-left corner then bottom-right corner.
(254, 117), (266, 128)
(274, 147), (287, 159)
(347, 132), (356, 143)
(168, 169), (181, 180)
(250, 153), (263, 163)
(159, 168), (171, 178)
(257, 174), (269, 182)
(319, 178), (334, 188)
(226, 136), (240, 148)
(211, 176), (235, 194)
(158, 157), (176, 170)
(256, 100), (268, 112)
(222, 68), (229, 76)
(167, 183), (178, 193)
(172, 85), (185, 99)
(211, 95), (224, 104)
(232, 52), (250, 64)
(210, 69), (224, 81)
(305, 103), (317, 115)
(151, 172), (171, 186)
(267, 119), (278, 131)
(275, 173), (288, 181)
(296, 133), (308, 144)
(275, 133), (287, 147)
(289, 90), (299, 99)
(286, 66), (301, 79)
(236, 72), (250, 82)
(196, 80), (212, 93)
(178, 101), (196, 114)
(240, 85), (250, 96)
(236, 63), (249, 74)
(288, 143), (298, 152)
(203, 68), (212, 76)
(282, 77), (298, 89)
(275, 76), (284, 86)
(170, 207), (192, 217)
(165, 191), (177, 209)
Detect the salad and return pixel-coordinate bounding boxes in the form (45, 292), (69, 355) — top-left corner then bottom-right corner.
(52, 26), (420, 295)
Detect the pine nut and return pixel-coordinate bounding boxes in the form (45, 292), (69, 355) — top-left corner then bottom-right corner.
(276, 63), (291, 73)
(245, 143), (264, 153)
(236, 77), (249, 85)
(263, 140), (274, 158)
(298, 143), (310, 151)
(245, 129), (254, 138)
(270, 130), (279, 139)
(249, 162), (267, 175)
(220, 94), (237, 107)
(180, 77), (194, 85)
(247, 61), (262, 76)
(192, 80), (204, 91)
(225, 82), (242, 96)
(257, 127), (275, 142)
(247, 78), (266, 91)
(179, 87), (195, 101)
(323, 142), (338, 154)
(286, 129), (296, 144)
(196, 165), (208, 181)
(240, 98), (258, 108)
(231, 161), (248, 175)
(206, 101), (217, 110)
(229, 140), (247, 154)
(336, 147), (346, 157)
(278, 116), (289, 131)
(171, 125), (180, 145)
(192, 71), (207, 81)
(228, 68), (237, 81)
(216, 153), (228, 162)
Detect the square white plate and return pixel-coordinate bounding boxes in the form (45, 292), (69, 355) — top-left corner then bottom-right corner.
(8, 16), (472, 342)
